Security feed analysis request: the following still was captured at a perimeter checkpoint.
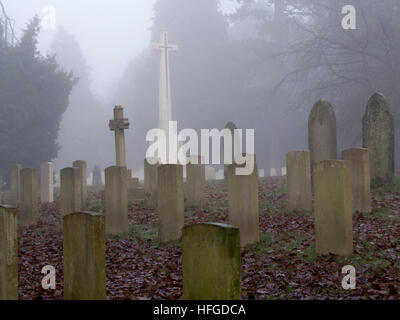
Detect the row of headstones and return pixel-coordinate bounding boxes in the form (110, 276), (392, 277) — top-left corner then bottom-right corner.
(1, 157), (224, 235)
(64, 155), (258, 260)
(287, 151), (364, 256)
(0, 206), (241, 299)
(286, 92), (394, 256)
(6, 161), (84, 206)
(142, 155), (259, 247)
(2, 155), (254, 239)
(6, 163), (53, 205)
(287, 149), (370, 213)
(5, 91), (390, 298)
(1, 157), (255, 299)
(309, 93), (394, 187)
(4, 161), (88, 226)
(2, 160), (146, 227)
(58, 163), (147, 233)
(5, 163), (56, 226)
(1, 154), (253, 299)
(4, 162), (135, 203)
(0, 154), (373, 297)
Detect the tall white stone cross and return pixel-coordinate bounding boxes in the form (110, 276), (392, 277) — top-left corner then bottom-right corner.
(152, 31), (178, 162)
(109, 105), (130, 167)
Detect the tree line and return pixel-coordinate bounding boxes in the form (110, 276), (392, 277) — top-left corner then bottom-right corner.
(0, 11), (76, 184)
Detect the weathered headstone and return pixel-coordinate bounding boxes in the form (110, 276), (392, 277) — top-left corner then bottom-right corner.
(186, 156), (205, 207)
(227, 154), (259, 247)
(0, 205), (18, 300)
(182, 223), (241, 300)
(109, 106), (130, 167)
(144, 157), (159, 207)
(287, 151), (312, 212)
(157, 165), (184, 242)
(60, 168), (82, 218)
(92, 165), (103, 188)
(40, 162), (54, 203)
(63, 212), (106, 300)
(342, 148), (371, 214)
(362, 93), (394, 187)
(20, 168), (38, 227)
(105, 166), (128, 235)
(9, 165), (21, 206)
(314, 160), (353, 256)
(308, 99), (338, 177)
(73, 160), (87, 207)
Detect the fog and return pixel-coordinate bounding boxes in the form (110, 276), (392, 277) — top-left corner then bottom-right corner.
(3, 0), (164, 99)
(3, 0), (237, 99)
(2, 0), (400, 181)
(1, 0), (238, 177)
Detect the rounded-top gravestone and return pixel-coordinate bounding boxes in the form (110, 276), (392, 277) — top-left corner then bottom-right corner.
(362, 93), (394, 187)
(308, 99), (338, 172)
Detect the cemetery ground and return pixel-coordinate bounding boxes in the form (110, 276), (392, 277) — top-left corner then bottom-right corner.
(18, 178), (400, 300)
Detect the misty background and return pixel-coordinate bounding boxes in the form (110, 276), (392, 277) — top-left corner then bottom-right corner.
(1, 0), (400, 181)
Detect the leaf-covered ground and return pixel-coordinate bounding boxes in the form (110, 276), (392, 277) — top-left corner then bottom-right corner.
(17, 178), (400, 300)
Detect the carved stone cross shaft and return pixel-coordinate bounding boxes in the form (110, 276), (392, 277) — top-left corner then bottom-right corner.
(152, 31), (178, 162)
(109, 105), (130, 167)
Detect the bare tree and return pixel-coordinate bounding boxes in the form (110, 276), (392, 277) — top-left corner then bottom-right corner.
(0, 0), (17, 47)
(277, 1), (400, 156)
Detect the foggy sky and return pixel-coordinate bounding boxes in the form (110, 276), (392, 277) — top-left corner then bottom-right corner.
(4, 0), (238, 100)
